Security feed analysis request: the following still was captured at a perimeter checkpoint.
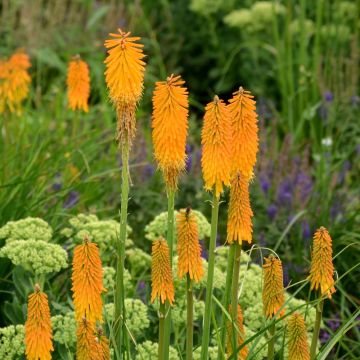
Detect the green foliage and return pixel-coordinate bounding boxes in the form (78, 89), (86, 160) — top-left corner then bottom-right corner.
(0, 324), (25, 360)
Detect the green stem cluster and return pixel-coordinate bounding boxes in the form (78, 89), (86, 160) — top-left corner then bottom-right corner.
(310, 295), (324, 360)
(158, 302), (166, 360)
(200, 192), (220, 359)
(186, 275), (194, 360)
(267, 322), (276, 360)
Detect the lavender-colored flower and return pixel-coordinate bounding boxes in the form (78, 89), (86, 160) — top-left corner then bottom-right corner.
(267, 204), (277, 220)
(350, 95), (359, 107)
(324, 91), (334, 102)
(185, 154), (193, 172)
(259, 175), (270, 195)
(63, 191), (79, 209)
(301, 221), (311, 240)
(142, 163), (155, 180)
(296, 172), (313, 201)
(136, 280), (146, 302)
(258, 231), (266, 247)
(52, 173), (62, 191)
(277, 178), (293, 206)
(318, 104), (328, 121)
(338, 160), (351, 185)
(200, 239), (208, 260)
(320, 329), (331, 344)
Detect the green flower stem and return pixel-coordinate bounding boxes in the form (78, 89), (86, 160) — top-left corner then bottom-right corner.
(230, 243), (242, 359)
(186, 275), (193, 360)
(310, 294), (324, 360)
(217, 244), (236, 360)
(200, 192), (220, 359)
(267, 321), (276, 360)
(159, 302), (166, 360)
(114, 140), (130, 359)
(163, 189), (175, 360)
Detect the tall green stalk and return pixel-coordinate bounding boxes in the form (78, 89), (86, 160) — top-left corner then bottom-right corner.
(230, 243), (242, 359)
(159, 302), (166, 360)
(163, 189), (175, 360)
(310, 295), (324, 359)
(217, 245), (235, 360)
(200, 192), (220, 359)
(267, 322), (276, 360)
(114, 140), (130, 359)
(186, 275), (193, 360)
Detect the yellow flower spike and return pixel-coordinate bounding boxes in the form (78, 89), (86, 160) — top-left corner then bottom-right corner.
(91, 327), (110, 360)
(226, 304), (248, 360)
(201, 95), (232, 198)
(228, 87), (259, 179)
(67, 56), (90, 112)
(309, 227), (336, 298)
(76, 318), (96, 360)
(152, 74), (189, 190)
(288, 313), (310, 360)
(72, 236), (104, 323)
(151, 237), (175, 305)
(177, 207), (204, 282)
(227, 173), (253, 245)
(25, 284), (53, 360)
(262, 255), (285, 319)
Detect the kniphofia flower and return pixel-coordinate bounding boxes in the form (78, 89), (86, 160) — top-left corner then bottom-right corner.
(177, 207), (204, 282)
(228, 87), (259, 179)
(152, 74), (189, 189)
(104, 29), (146, 143)
(227, 173), (253, 244)
(262, 255), (285, 318)
(226, 304), (248, 359)
(76, 318), (96, 360)
(67, 56), (90, 112)
(25, 284), (53, 360)
(308, 227), (336, 298)
(0, 49), (31, 114)
(151, 237), (175, 304)
(288, 313), (310, 360)
(201, 95), (232, 197)
(72, 236), (103, 323)
(90, 327), (110, 360)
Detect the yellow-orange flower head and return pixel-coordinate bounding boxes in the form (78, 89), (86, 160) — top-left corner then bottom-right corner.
(226, 304), (248, 360)
(25, 284), (53, 360)
(201, 95), (232, 197)
(67, 56), (90, 112)
(90, 327), (110, 360)
(177, 207), (204, 282)
(151, 237), (175, 305)
(152, 74), (189, 190)
(72, 236), (103, 323)
(227, 173), (253, 244)
(76, 318), (96, 360)
(262, 255), (285, 318)
(288, 313), (310, 360)
(104, 29), (145, 143)
(309, 227), (336, 298)
(0, 49), (31, 114)
(228, 87), (259, 179)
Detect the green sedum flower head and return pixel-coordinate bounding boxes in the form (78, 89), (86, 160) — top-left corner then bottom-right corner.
(103, 266), (133, 296)
(0, 325), (25, 360)
(52, 312), (77, 348)
(135, 341), (179, 360)
(0, 217), (53, 244)
(0, 240), (68, 275)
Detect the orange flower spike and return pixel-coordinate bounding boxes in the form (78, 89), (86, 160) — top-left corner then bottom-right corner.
(201, 95), (232, 198)
(226, 304), (248, 360)
(228, 87), (259, 179)
(151, 237), (175, 305)
(67, 56), (90, 112)
(90, 327), (111, 360)
(76, 318), (96, 360)
(309, 227), (336, 298)
(72, 236), (103, 323)
(177, 207), (204, 282)
(25, 284), (53, 360)
(288, 313), (310, 360)
(104, 29), (145, 105)
(262, 255), (285, 318)
(152, 74), (189, 190)
(227, 173), (253, 245)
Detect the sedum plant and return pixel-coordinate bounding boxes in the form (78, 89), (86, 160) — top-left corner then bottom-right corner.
(0, 325), (25, 360)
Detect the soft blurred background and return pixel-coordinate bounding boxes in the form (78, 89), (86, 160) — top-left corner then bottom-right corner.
(0, 0), (359, 356)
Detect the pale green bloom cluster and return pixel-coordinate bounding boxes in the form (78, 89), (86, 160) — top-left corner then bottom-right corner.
(193, 346), (218, 360)
(0, 217), (53, 243)
(145, 210), (210, 242)
(135, 341), (179, 360)
(189, 0), (224, 17)
(337, 1), (358, 21)
(290, 19), (315, 37)
(104, 299), (150, 337)
(171, 296), (205, 328)
(125, 247), (151, 275)
(224, 1), (285, 32)
(321, 24), (351, 43)
(0, 239), (68, 275)
(103, 266), (133, 296)
(0, 325), (25, 360)
(52, 312), (77, 348)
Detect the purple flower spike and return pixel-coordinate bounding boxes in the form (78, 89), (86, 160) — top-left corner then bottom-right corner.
(267, 204), (277, 220)
(63, 191), (79, 209)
